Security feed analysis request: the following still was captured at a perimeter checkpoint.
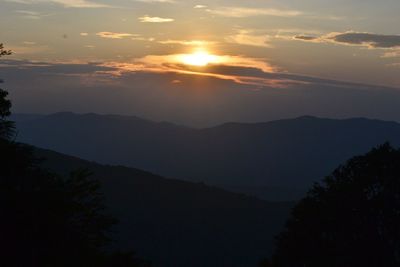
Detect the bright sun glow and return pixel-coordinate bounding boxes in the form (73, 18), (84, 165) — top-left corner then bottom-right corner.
(180, 51), (219, 66)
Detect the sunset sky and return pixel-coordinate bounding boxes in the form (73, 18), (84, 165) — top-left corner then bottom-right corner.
(1, 0), (400, 126)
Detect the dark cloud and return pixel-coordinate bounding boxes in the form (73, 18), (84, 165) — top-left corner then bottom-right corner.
(293, 35), (318, 41)
(293, 31), (400, 49)
(178, 64), (388, 91)
(1, 59), (396, 91)
(330, 32), (400, 48)
(0, 59), (113, 74)
(2, 59), (400, 127)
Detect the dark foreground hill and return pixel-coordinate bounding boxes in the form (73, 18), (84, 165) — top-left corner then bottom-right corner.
(35, 148), (293, 267)
(14, 113), (400, 200)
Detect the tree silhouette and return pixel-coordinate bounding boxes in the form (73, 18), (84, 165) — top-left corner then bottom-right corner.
(0, 140), (150, 266)
(0, 123), (149, 267)
(269, 143), (400, 267)
(0, 43), (12, 57)
(0, 43), (149, 266)
(0, 145), (109, 266)
(0, 89), (14, 139)
(0, 43), (14, 139)
(258, 258), (272, 267)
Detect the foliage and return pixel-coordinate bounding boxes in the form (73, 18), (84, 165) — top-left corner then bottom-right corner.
(0, 89), (15, 139)
(259, 258), (272, 267)
(0, 43), (15, 139)
(0, 43), (148, 266)
(269, 143), (400, 267)
(0, 134), (150, 267)
(0, 43), (12, 57)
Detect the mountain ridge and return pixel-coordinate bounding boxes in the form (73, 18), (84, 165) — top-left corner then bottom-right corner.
(34, 147), (293, 267)
(14, 112), (400, 200)
(13, 112), (400, 129)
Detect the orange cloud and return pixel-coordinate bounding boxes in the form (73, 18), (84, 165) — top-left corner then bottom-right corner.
(96, 32), (138, 39)
(138, 16), (174, 23)
(97, 53), (304, 88)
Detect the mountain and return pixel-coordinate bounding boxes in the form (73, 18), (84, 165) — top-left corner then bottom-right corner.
(35, 148), (293, 267)
(14, 113), (400, 200)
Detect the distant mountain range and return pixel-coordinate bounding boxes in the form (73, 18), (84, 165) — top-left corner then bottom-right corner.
(36, 148), (293, 267)
(13, 113), (400, 200)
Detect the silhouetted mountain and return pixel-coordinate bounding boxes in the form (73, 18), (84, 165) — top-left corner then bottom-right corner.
(35, 148), (292, 267)
(14, 113), (400, 200)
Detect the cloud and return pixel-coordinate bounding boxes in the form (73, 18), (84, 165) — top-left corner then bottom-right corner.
(0, 59), (97, 69)
(97, 53), (300, 88)
(382, 50), (400, 58)
(131, 36), (155, 42)
(132, 53), (275, 72)
(134, 0), (176, 3)
(0, 55), (278, 89)
(206, 7), (302, 18)
(225, 30), (271, 47)
(4, 58), (400, 127)
(293, 31), (400, 49)
(6, 0), (112, 8)
(2, 53), (395, 92)
(194, 5), (206, 9)
(138, 15), (174, 23)
(15, 9), (47, 19)
(96, 32), (138, 39)
(329, 32), (400, 48)
(158, 40), (216, 46)
(80, 32), (89, 36)
(293, 35), (319, 41)
(0, 57), (281, 89)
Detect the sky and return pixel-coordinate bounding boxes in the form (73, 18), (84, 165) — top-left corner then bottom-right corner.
(1, 0), (400, 126)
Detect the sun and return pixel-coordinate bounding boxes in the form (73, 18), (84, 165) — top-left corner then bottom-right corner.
(180, 50), (219, 67)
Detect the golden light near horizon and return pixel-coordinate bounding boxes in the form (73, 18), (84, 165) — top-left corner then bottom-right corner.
(179, 50), (219, 67)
